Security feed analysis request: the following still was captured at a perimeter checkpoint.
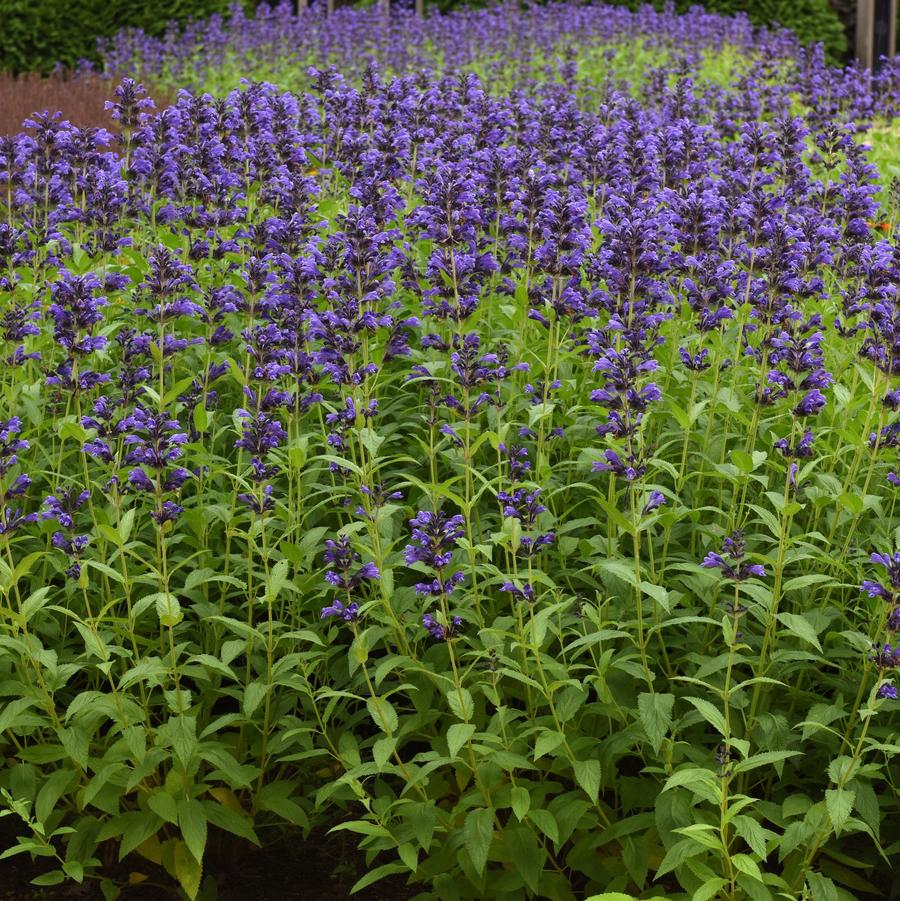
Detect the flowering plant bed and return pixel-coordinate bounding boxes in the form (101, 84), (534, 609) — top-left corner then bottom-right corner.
(0, 3), (899, 900)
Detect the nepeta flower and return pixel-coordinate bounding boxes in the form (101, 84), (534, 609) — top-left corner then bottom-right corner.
(869, 643), (900, 669)
(321, 600), (360, 623)
(592, 449), (646, 481)
(43, 488), (90, 528)
(422, 611), (463, 641)
(642, 490), (666, 514)
(702, 531), (766, 581)
(500, 581), (536, 603)
(0, 417), (29, 476)
(238, 484), (275, 514)
(404, 511), (465, 569)
(234, 411), (288, 455)
(323, 535), (380, 592)
(774, 431), (814, 458)
(0, 507), (37, 535)
(862, 550), (900, 600)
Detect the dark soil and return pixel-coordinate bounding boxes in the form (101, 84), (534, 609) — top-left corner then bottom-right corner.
(1, 816), (419, 901)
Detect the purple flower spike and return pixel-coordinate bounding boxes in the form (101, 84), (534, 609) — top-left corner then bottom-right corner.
(321, 600), (360, 624)
(702, 531), (765, 581)
(422, 611), (463, 641)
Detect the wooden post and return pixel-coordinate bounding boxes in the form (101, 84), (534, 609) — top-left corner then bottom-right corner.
(380, 0), (390, 17)
(326, 0), (334, 16)
(857, 0), (897, 73)
(415, 0), (424, 17)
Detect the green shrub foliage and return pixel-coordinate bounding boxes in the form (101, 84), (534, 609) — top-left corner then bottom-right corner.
(0, 0), (242, 74)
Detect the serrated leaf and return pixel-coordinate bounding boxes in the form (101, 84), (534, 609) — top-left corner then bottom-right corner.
(586, 895), (642, 901)
(177, 799), (207, 866)
(731, 815), (767, 858)
(806, 871), (840, 901)
(349, 863), (407, 894)
(731, 853), (763, 882)
(684, 696), (727, 737)
(155, 592), (183, 628)
(638, 692), (674, 755)
(655, 837), (706, 879)
(825, 787), (855, 836)
(573, 758), (601, 802)
(147, 792), (178, 825)
(510, 786), (530, 821)
(173, 840), (202, 901)
(372, 736), (396, 770)
(447, 723), (475, 758)
(367, 697), (398, 734)
(776, 612), (822, 652)
(446, 686), (474, 721)
(464, 807), (493, 876)
(264, 558), (290, 605)
(731, 750), (802, 775)
(534, 729), (565, 760)
(243, 681), (267, 718)
(599, 559), (638, 587)
(691, 879), (728, 901)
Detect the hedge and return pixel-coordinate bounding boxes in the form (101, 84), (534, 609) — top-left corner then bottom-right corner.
(0, 0), (245, 74)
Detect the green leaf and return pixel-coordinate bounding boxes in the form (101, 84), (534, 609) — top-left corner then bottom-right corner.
(599, 559), (638, 587)
(61, 860), (83, 882)
(447, 723), (475, 758)
(691, 880), (728, 901)
(638, 692), (674, 755)
(173, 840), (202, 901)
(464, 807), (493, 876)
(731, 815), (767, 858)
(586, 894), (643, 901)
(243, 681), (268, 718)
(31, 870), (65, 886)
(366, 697), (398, 735)
(655, 837), (706, 879)
(372, 736), (396, 770)
(806, 871), (840, 901)
(446, 686), (474, 721)
(534, 729), (565, 760)
(155, 592), (183, 628)
(684, 696), (727, 737)
(350, 863), (407, 894)
(527, 808), (559, 844)
(510, 786), (530, 821)
(782, 573), (832, 592)
(118, 508), (135, 544)
(177, 799), (207, 865)
(264, 558), (291, 605)
(148, 792), (178, 825)
(20, 587), (51, 622)
(825, 787), (855, 836)
(731, 853), (763, 883)
(573, 758), (601, 803)
(359, 427), (385, 459)
(731, 750), (802, 775)
(776, 613), (822, 653)
(501, 825), (544, 894)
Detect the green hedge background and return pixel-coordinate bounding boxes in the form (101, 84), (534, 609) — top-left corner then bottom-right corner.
(604, 0), (847, 61)
(0, 0), (244, 74)
(0, 0), (856, 76)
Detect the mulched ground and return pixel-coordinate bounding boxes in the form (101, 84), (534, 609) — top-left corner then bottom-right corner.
(0, 72), (172, 134)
